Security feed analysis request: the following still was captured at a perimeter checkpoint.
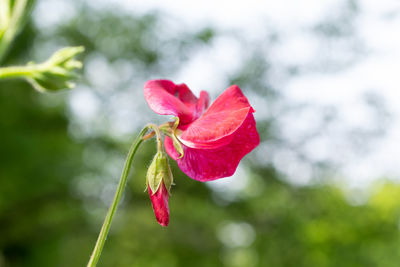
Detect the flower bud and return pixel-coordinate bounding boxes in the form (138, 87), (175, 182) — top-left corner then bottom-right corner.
(146, 151), (173, 226)
(26, 46), (84, 92)
(148, 181), (169, 226)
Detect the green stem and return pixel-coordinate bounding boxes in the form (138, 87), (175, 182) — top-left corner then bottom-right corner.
(147, 123), (163, 152)
(87, 126), (150, 267)
(0, 0), (30, 63)
(0, 65), (35, 79)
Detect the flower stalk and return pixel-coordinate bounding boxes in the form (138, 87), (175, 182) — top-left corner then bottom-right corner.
(0, 65), (35, 78)
(87, 126), (150, 267)
(87, 123), (171, 266)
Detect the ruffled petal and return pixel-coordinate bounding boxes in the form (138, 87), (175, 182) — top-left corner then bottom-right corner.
(148, 182), (169, 226)
(165, 113), (260, 181)
(144, 80), (209, 125)
(178, 85), (254, 149)
(195, 90), (210, 120)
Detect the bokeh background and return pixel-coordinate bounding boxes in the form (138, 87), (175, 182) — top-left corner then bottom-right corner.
(1, 0), (400, 266)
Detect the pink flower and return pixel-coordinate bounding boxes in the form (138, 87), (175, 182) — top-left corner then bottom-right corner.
(144, 79), (260, 225)
(144, 79), (260, 181)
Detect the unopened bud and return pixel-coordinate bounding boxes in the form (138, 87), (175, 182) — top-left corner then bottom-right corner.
(146, 151), (173, 226)
(27, 46), (84, 92)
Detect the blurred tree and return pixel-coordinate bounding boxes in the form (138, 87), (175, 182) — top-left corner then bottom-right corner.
(1, 1), (400, 267)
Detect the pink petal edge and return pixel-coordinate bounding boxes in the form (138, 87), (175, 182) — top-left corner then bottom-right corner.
(178, 85), (254, 149)
(165, 113), (260, 181)
(144, 80), (209, 125)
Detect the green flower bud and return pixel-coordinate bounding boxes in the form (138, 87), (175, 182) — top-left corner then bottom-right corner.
(146, 151), (173, 195)
(26, 46), (84, 92)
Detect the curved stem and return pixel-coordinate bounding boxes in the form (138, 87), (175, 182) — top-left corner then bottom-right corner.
(87, 126), (150, 267)
(146, 123), (163, 152)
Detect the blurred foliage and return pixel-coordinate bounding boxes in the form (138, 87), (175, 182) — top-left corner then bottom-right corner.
(1, 1), (400, 267)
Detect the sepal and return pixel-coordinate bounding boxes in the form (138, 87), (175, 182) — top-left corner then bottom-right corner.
(146, 151), (173, 195)
(159, 117), (184, 158)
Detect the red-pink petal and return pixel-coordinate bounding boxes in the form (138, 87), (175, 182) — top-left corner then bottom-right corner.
(144, 80), (209, 124)
(148, 182), (169, 226)
(178, 85), (254, 149)
(165, 113), (260, 181)
(195, 90), (210, 120)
